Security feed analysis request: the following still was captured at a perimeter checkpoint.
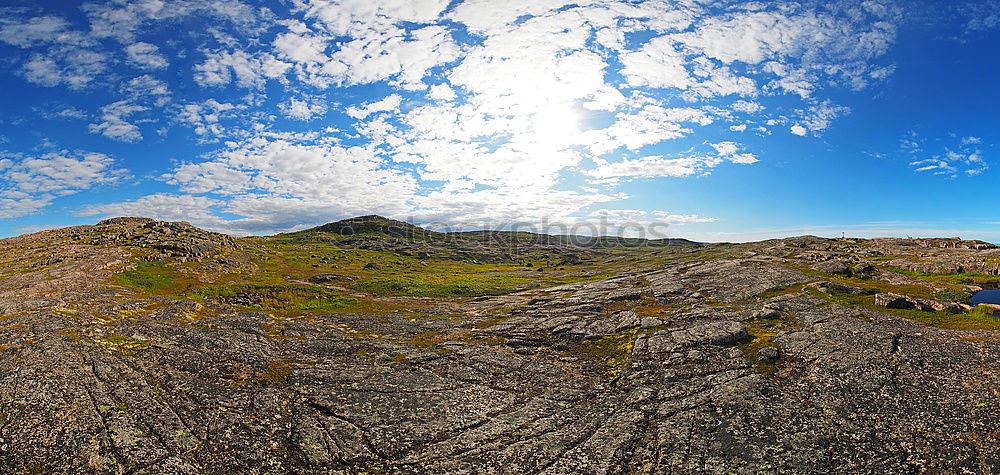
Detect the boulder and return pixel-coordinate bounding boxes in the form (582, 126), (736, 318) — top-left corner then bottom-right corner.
(853, 262), (876, 278)
(812, 260), (852, 276)
(875, 293), (916, 310)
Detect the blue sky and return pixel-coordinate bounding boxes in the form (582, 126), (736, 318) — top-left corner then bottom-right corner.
(0, 0), (997, 242)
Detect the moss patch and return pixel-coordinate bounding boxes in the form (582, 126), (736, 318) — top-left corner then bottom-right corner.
(112, 261), (201, 294)
(350, 273), (532, 297)
(192, 284), (359, 315)
(96, 335), (150, 355)
(247, 360), (293, 387)
(566, 327), (664, 375)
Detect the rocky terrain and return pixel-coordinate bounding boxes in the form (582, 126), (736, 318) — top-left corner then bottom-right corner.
(0, 216), (998, 473)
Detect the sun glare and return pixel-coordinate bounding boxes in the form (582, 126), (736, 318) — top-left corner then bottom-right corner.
(531, 104), (581, 150)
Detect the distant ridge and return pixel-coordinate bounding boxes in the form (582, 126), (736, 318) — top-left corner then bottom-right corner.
(296, 215), (703, 249)
(307, 215), (441, 240)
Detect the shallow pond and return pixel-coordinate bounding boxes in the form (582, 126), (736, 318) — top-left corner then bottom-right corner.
(970, 289), (1000, 306)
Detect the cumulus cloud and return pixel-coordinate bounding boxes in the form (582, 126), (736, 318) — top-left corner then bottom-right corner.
(194, 49), (291, 88)
(587, 155), (713, 180)
(125, 42), (169, 69)
(77, 193), (232, 230)
(162, 135), (417, 229)
(82, 0), (261, 42)
(88, 101), (148, 142)
(0, 150), (127, 218)
(176, 99), (242, 139)
(280, 97), (329, 121)
(345, 95), (402, 119)
(22, 49), (108, 89)
(0, 0), (906, 232)
(711, 141), (758, 164)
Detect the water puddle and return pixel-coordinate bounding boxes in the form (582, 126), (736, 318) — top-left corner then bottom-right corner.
(970, 289), (1000, 306)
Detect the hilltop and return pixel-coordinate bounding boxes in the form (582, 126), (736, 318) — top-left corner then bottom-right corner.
(0, 217), (998, 473)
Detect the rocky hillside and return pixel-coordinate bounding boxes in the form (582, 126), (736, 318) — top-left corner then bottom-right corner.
(0, 218), (998, 473)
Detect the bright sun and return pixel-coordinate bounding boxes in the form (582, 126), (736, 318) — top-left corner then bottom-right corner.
(531, 104), (581, 150)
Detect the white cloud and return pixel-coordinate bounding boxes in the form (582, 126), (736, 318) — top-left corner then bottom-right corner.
(83, 0), (261, 42)
(652, 211), (718, 224)
(588, 155), (711, 179)
(673, 6), (896, 91)
(78, 193), (231, 229)
(620, 36), (693, 90)
(125, 42), (169, 69)
(345, 95), (402, 119)
(0, 150), (127, 219)
(194, 50), (291, 88)
(428, 83), (456, 102)
(176, 99), (242, 139)
(0, 16), (77, 47)
(710, 141), (758, 164)
(798, 101), (851, 134)
(731, 100), (764, 113)
(88, 101), (148, 142)
(280, 97), (328, 121)
(121, 74), (171, 105)
(22, 48), (109, 89)
(730, 124), (747, 132)
(790, 125), (808, 136)
(903, 133), (989, 177)
(167, 134), (417, 211)
(273, 32), (328, 64)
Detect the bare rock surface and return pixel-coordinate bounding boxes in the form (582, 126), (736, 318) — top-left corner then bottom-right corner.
(0, 220), (997, 473)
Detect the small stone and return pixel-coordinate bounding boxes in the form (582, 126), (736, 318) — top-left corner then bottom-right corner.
(754, 309), (782, 320)
(758, 346), (781, 363)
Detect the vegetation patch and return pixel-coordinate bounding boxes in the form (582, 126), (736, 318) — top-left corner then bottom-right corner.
(112, 261), (201, 294)
(791, 263), (937, 299)
(192, 284), (359, 315)
(757, 283), (807, 300)
(350, 273), (531, 297)
(877, 265), (999, 289)
(737, 311), (804, 376)
(933, 289), (972, 303)
(806, 287), (1000, 332)
(247, 360), (293, 387)
(97, 335), (150, 355)
(566, 326), (664, 375)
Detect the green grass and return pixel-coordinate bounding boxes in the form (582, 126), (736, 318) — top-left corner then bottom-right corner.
(807, 286), (1000, 332)
(791, 263), (937, 299)
(879, 264), (1000, 288)
(748, 283), (808, 301)
(933, 289), (972, 303)
(350, 273), (532, 297)
(191, 284), (359, 315)
(112, 261), (201, 294)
